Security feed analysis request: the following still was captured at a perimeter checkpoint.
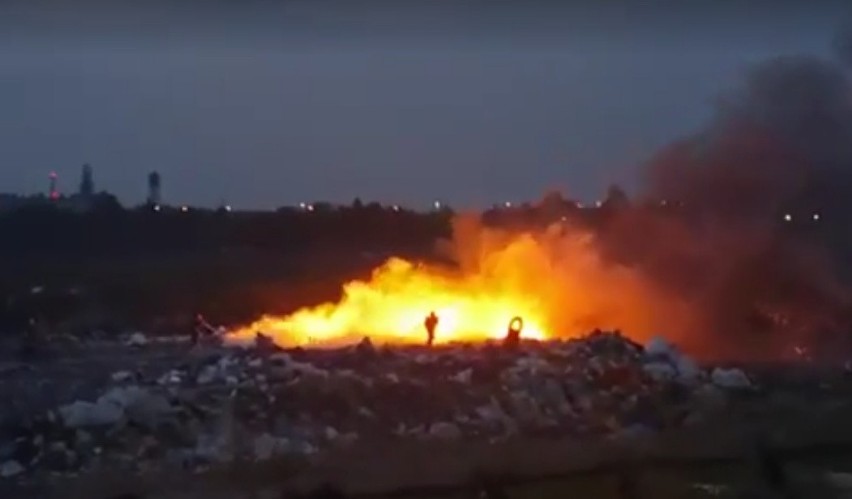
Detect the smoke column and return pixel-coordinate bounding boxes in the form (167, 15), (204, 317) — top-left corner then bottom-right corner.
(610, 38), (852, 358)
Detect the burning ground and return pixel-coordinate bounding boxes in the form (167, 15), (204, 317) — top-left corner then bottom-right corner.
(229, 215), (693, 350)
(229, 204), (851, 359)
(232, 45), (852, 360)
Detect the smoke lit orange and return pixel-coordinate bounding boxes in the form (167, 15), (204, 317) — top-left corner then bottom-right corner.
(228, 215), (692, 349)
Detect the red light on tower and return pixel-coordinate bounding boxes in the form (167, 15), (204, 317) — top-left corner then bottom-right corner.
(48, 171), (59, 200)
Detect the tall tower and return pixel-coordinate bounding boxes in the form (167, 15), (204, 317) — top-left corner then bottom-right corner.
(147, 171), (161, 206)
(48, 171), (59, 200)
(79, 164), (94, 197)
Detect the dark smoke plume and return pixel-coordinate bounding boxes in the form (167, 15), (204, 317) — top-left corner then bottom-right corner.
(605, 46), (852, 359)
(648, 55), (852, 221)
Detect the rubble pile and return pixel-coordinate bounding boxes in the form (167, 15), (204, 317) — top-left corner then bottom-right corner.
(0, 331), (755, 479)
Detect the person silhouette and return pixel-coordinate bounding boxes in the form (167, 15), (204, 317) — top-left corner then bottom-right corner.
(424, 311), (439, 346)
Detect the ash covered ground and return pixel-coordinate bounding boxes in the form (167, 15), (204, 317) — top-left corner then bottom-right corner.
(4, 331), (852, 498)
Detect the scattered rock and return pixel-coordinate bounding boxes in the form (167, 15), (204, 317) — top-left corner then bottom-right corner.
(269, 353), (291, 366)
(643, 362), (676, 381)
(450, 368), (473, 384)
(196, 365), (219, 385)
(125, 332), (148, 347)
(428, 422), (462, 440)
(711, 368), (752, 389)
(59, 400), (124, 428)
(4, 330), (768, 479)
(111, 370), (134, 383)
(123, 392), (174, 429)
(644, 336), (675, 359)
(0, 461), (26, 478)
(674, 355), (701, 383)
(157, 370), (183, 386)
(324, 426), (339, 441)
(0, 460), (24, 478)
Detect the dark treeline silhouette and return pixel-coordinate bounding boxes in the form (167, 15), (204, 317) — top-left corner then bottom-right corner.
(0, 187), (843, 343)
(0, 200), (453, 334)
(0, 201), (450, 258)
(0, 192), (657, 335)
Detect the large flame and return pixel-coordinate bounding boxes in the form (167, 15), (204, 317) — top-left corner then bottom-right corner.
(228, 215), (693, 349)
(229, 257), (548, 347)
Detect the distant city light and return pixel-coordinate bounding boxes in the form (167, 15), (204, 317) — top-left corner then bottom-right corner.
(595, 200), (602, 208)
(299, 202), (306, 210)
(48, 171), (59, 200)
(660, 199), (668, 206)
(181, 205), (189, 212)
(504, 201), (512, 208)
(576, 202), (584, 208)
(224, 205), (232, 212)
(813, 213), (820, 221)
(783, 213), (792, 222)
(153, 204), (161, 212)
(433, 200), (441, 210)
(392, 205), (400, 212)
(306, 204), (315, 212)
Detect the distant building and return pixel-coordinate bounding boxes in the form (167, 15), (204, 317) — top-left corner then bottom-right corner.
(48, 172), (59, 201)
(80, 164), (94, 197)
(0, 165), (117, 214)
(147, 171), (161, 206)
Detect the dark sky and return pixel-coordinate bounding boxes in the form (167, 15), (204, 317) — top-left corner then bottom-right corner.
(0, 2), (848, 210)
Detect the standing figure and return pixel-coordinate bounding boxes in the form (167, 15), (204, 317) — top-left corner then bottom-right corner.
(503, 316), (523, 349)
(191, 312), (213, 345)
(424, 311), (439, 347)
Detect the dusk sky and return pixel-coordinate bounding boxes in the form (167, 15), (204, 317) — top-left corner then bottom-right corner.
(0, 2), (849, 210)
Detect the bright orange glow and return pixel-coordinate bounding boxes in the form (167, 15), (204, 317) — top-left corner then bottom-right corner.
(228, 215), (695, 349)
(230, 257), (547, 347)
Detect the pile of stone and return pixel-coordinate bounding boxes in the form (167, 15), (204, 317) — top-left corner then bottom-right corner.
(0, 331), (754, 480)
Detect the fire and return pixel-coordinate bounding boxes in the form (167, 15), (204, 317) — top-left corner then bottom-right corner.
(228, 215), (692, 349)
(229, 257), (548, 347)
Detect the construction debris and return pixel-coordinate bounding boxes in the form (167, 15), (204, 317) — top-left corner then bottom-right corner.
(0, 330), (779, 480)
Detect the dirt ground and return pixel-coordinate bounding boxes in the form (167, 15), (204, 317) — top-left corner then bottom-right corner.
(31, 403), (852, 498)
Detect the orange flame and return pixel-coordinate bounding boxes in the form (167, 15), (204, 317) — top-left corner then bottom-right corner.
(228, 215), (693, 349)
